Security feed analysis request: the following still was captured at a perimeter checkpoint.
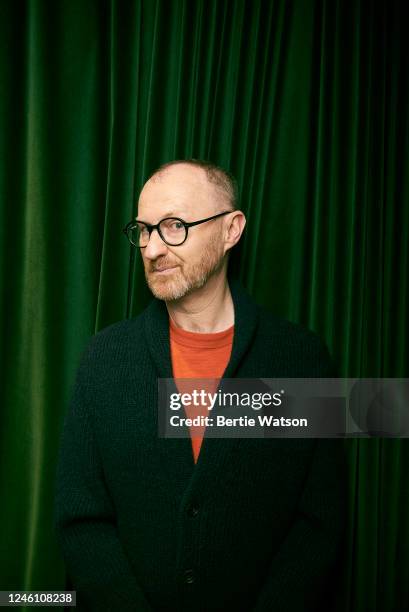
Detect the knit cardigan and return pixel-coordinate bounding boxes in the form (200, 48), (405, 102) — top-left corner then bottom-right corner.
(53, 278), (346, 612)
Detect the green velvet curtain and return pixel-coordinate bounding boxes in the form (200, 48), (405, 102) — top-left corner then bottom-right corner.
(0, 1), (407, 610)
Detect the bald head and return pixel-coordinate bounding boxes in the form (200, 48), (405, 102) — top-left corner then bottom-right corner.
(144, 159), (238, 212)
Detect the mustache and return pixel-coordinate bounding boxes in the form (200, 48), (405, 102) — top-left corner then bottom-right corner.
(148, 259), (179, 272)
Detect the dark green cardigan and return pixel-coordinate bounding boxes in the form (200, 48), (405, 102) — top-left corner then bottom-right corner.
(54, 278), (346, 611)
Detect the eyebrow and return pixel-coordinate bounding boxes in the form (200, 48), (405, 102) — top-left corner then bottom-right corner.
(135, 211), (187, 224)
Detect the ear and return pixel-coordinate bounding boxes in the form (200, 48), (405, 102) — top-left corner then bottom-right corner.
(223, 211), (246, 255)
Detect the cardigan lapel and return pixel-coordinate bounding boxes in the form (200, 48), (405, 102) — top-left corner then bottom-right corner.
(143, 276), (260, 496)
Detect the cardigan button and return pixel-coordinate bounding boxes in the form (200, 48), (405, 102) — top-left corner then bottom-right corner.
(187, 504), (199, 517)
(184, 569), (196, 584)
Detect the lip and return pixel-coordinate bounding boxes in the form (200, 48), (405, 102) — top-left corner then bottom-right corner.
(152, 266), (178, 274)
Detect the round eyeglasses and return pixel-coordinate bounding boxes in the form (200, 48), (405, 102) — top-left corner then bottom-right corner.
(123, 211), (232, 248)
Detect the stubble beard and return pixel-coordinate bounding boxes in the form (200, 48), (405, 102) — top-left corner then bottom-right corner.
(145, 234), (225, 301)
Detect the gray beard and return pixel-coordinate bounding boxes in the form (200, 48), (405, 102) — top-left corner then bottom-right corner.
(145, 236), (225, 301)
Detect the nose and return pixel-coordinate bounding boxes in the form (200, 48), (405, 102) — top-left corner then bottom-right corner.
(143, 228), (169, 260)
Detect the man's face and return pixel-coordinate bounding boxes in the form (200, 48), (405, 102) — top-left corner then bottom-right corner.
(137, 164), (228, 301)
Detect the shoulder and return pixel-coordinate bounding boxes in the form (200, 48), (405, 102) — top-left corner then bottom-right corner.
(90, 314), (143, 352)
(255, 305), (336, 376)
(75, 308), (149, 374)
(257, 305), (324, 344)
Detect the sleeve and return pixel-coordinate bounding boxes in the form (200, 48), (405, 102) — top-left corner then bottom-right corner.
(53, 349), (154, 612)
(252, 339), (347, 612)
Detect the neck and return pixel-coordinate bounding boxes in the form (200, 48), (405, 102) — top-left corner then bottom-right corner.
(165, 271), (234, 333)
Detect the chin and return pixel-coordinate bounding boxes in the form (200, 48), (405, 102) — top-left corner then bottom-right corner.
(147, 277), (189, 301)
(145, 259), (221, 301)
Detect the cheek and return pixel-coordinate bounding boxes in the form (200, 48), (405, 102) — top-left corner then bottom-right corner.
(168, 246), (190, 265)
(178, 240), (212, 269)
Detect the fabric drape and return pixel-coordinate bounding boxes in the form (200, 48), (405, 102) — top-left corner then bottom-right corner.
(0, 1), (407, 611)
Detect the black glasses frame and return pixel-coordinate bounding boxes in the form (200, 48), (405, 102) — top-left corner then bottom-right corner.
(122, 210), (232, 248)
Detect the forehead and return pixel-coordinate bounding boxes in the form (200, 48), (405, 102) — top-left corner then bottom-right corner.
(137, 165), (219, 219)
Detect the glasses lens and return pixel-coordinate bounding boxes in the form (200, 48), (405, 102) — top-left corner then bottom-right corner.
(159, 218), (187, 245)
(128, 222), (150, 247)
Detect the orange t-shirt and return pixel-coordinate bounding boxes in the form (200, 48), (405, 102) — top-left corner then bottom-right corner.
(169, 317), (234, 463)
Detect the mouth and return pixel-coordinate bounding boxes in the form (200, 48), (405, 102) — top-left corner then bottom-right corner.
(152, 266), (178, 275)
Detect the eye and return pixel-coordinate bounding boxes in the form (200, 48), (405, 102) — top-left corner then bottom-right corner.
(163, 219), (184, 232)
(136, 223), (149, 236)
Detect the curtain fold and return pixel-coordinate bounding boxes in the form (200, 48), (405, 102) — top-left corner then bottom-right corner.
(0, 1), (407, 610)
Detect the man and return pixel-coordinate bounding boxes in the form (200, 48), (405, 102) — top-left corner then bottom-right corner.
(54, 160), (346, 611)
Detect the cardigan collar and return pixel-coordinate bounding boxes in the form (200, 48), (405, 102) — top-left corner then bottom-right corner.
(143, 275), (259, 380)
(141, 276), (260, 491)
